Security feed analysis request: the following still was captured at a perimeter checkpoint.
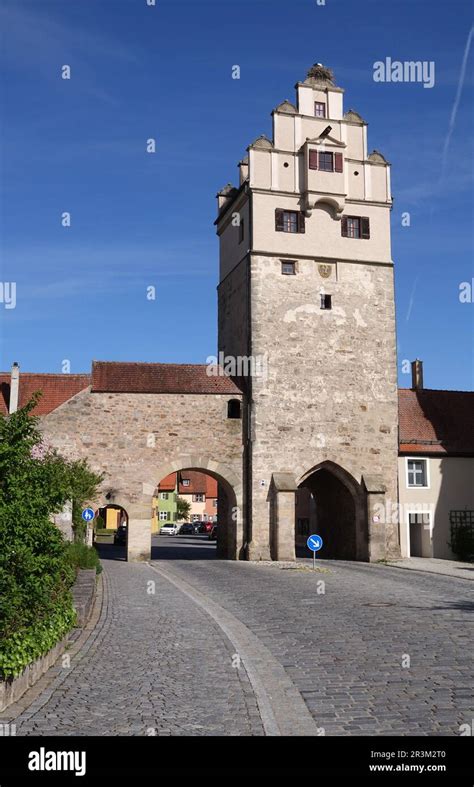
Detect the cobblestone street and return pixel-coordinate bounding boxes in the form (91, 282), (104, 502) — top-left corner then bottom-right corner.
(5, 536), (474, 737)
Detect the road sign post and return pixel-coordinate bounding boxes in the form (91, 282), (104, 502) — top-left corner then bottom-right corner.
(81, 508), (95, 523)
(306, 534), (323, 570)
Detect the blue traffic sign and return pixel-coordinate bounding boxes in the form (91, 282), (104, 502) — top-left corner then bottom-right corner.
(82, 508), (95, 522)
(307, 534), (323, 552)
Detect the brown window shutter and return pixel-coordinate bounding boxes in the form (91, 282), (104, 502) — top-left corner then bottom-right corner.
(298, 212), (306, 233)
(361, 217), (370, 239)
(341, 216), (348, 237)
(309, 150), (318, 170)
(334, 153), (343, 172)
(275, 209), (284, 232)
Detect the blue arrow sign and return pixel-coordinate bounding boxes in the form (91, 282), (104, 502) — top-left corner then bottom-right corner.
(82, 508), (95, 522)
(307, 534), (323, 552)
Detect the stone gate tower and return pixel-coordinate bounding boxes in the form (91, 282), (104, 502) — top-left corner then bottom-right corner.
(216, 64), (400, 562)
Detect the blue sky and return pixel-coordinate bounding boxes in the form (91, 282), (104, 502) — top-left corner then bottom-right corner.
(0, 0), (473, 390)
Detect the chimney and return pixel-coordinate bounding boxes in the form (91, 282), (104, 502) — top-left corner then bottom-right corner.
(9, 362), (20, 414)
(411, 359), (423, 391)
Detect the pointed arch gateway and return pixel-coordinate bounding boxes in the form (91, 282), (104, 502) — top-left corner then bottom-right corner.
(296, 460), (369, 561)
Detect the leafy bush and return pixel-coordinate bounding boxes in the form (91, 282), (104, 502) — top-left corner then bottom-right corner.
(0, 598), (76, 679)
(0, 395), (102, 679)
(449, 523), (474, 561)
(66, 543), (102, 574)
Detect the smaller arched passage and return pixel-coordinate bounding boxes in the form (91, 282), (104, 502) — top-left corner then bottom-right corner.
(126, 456), (243, 562)
(297, 461), (368, 561)
(94, 504), (129, 560)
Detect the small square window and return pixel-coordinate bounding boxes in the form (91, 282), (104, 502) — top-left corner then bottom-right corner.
(281, 261), (296, 275)
(314, 102), (326, 118)
(182, 479), (190, 487)
(407, 459), (428, 487)
(320, 294), (332, 310)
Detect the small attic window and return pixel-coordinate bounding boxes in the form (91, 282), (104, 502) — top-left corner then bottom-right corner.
(314, 102), (326, 118)
(227, 399), (241, 419)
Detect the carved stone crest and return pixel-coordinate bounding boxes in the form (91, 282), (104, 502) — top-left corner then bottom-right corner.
(318, 263), (332, 279)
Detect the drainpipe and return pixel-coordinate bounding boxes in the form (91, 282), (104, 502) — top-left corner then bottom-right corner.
(9, 362), (20, 414)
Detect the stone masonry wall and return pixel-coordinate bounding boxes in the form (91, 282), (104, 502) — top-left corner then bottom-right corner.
(39, 389), (244, 559)
(248, 255), (400, 559)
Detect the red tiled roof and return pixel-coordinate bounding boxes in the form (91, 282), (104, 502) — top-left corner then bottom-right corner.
(0, 373), (90, 416)
(91, 361), (242, 395)
(158, 473), (177, 492)
(205, 474), (218, 498)
(398, 388), (474, 456)
(178, 470), (218, 495)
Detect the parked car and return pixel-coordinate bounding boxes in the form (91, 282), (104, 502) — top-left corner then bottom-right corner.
(160, 524), (178, 535)
(198, 521), (213, 533)
(208, 525), (217, 541)
(114, 524), (127, 545)
(178, 523), (195, 535)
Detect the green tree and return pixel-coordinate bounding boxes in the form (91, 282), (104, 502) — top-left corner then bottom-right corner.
(0, 395), (103, 677)
(176, 496), (191, 522)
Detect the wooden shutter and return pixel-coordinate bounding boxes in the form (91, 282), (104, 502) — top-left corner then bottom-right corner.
(298, 212), (306, 233)
(334, 153), (343, 172)
(361, 217), (370, 239)
(275, 209), (284, 232)
(341, 216), (348, 237)
(309, 150), (318, 170)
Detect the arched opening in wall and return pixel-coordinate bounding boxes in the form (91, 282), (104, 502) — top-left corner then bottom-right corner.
(150, 468), (238, 561)
(95, 504), (129, 560)
(296, 462), (368, 561)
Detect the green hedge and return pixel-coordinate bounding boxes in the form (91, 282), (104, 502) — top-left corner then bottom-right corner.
(0, 396), (103, 682)
(449, 523), (474, 561)
(0, 597), (76, 679)
(66, 543), (102, 574)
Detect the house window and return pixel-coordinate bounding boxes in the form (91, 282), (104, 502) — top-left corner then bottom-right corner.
(308, 150), (343, 172)
(160, 492), (169, 500)
(407, 459), (428, 488)
(227, 399), (241, 419)
(314, 102), (326, 118)
(320, 294), (332, 310)
(213, 499), (218, 508)
(159, 511), (170, 521)
(341, 216), (370, 239)
(193, 494), (205, 502)
(318, 152), (333, 172)
(182, 479), (190, 487)
(281, 261), (296, 275)
(239, 218), (244, 244)
(275, 209), (305, 234)
(192, 514), (201, 522)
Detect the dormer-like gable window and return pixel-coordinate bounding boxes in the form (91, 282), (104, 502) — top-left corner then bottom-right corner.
(309, 150), (343, 173)
(314, 102), (326, 118)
